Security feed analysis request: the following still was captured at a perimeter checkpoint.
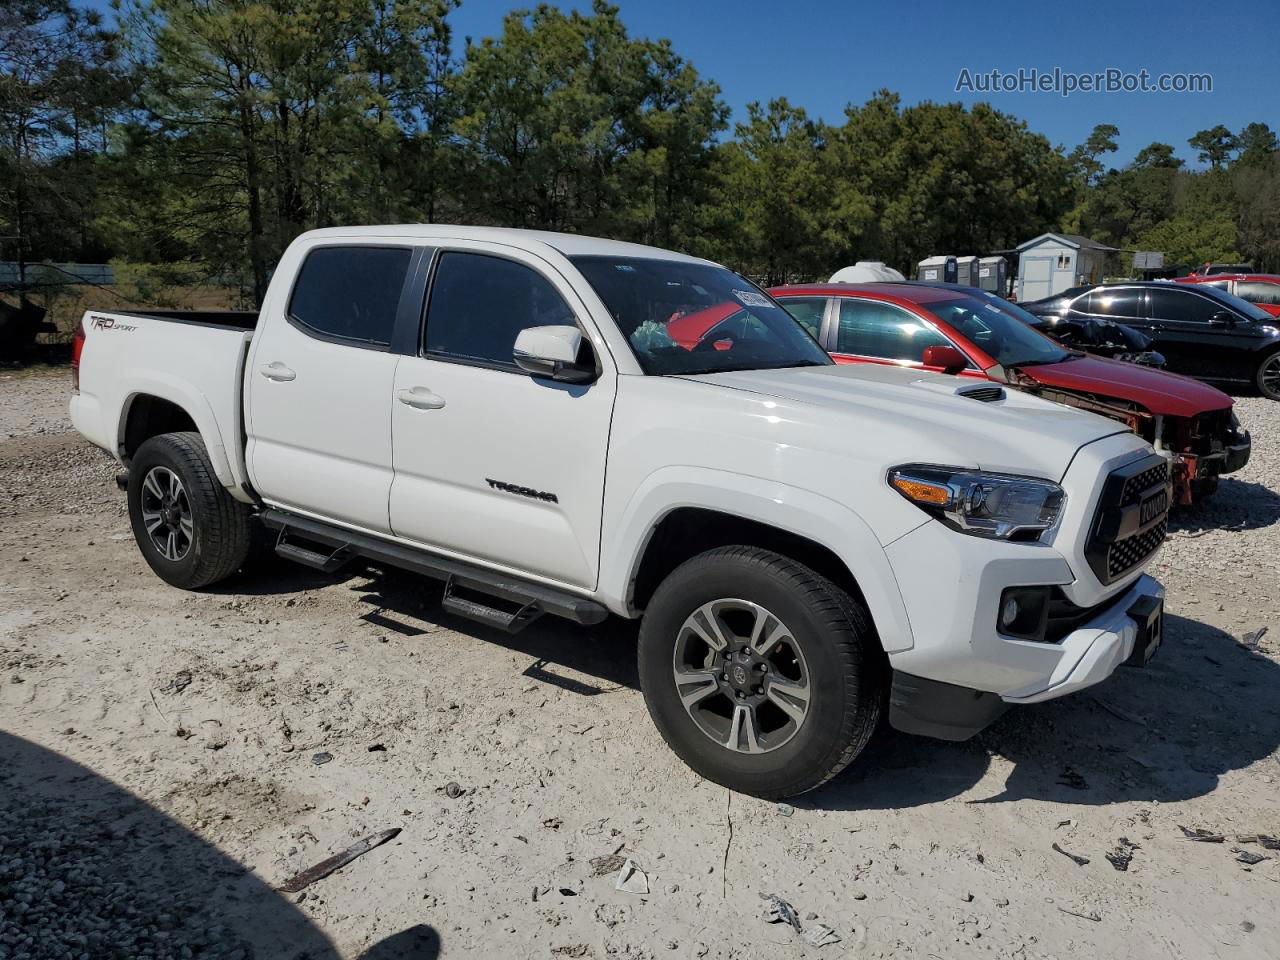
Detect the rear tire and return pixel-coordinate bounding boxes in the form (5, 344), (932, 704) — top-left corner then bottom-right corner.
(1256, 350), (1280, 401)
(638, 546), (885, 799)
(128, 431), (252, 589)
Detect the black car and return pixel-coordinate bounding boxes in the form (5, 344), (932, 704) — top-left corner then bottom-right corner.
(1022, 282), (1280, 400)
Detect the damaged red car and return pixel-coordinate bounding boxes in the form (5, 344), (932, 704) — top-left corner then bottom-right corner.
(764, 282), (1251, 504)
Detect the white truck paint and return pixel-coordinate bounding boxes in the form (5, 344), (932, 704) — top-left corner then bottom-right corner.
(71, 225), (1169, 794)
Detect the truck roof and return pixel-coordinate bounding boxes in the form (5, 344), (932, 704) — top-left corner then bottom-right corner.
(297, 225), (711, 264)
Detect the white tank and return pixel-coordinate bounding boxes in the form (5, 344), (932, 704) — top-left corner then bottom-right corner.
(828, 261), (906, 284)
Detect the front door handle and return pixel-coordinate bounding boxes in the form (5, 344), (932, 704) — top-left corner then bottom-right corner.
(397, 386), (446, 410)
(260, 362), (296, 382)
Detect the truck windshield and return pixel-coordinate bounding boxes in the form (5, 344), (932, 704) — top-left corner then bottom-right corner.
(570, 256), (831, 375)
(928, 293), (1071, 368)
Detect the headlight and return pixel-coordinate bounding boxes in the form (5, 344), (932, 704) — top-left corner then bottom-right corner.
(888, 464), (1065, 541)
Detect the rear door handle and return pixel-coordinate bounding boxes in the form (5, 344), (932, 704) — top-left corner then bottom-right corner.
(397, 386), (446, 410)
(260, 362), (296, 382)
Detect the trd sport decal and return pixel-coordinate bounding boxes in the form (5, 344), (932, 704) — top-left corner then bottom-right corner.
(485, 478), (559, 503)
(90, 315), (138, 332)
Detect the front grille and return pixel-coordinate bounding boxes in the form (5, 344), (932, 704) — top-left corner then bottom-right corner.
(1122, 463), (1167, 505)
(959, 385), (1005, 403)
(1107, 518), (1167, 578)
(1085, 454), (1170, 584)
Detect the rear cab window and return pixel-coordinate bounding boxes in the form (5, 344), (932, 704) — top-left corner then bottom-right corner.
(288, 246), (413, 348)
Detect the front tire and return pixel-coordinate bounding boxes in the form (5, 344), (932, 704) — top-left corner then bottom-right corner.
(638, 546), (885, 799)
(128, 431), (252, 589)
(1256, 351), (1280, 401)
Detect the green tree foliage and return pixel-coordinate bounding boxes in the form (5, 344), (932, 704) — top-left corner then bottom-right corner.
(1236, 122), (1278, 167)
(13, 0), (1280, 294)
(0, 1), (124, 276)
(819, 93), (1071, 280)
(1188, 124), (1237, 169)
(117, 0), (456, 302)
(1068, 122), (1119, 187)
(450, 1), (724, 248)
(709, 98), (827, 284)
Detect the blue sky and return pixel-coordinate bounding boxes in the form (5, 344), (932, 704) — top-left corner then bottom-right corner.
(85, 0), (1280, 167)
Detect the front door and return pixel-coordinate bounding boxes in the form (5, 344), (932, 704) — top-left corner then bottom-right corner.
(246, 243), (416, 533)
(1143, 288), (1255, 380)
(388, 247), (616, 589)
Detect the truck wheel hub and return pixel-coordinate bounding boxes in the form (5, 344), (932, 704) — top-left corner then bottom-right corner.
(671, 599), (812, 755)
(139, 466), (193, 563)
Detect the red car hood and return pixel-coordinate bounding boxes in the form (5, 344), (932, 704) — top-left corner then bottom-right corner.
(1017, 354), (1232, 418)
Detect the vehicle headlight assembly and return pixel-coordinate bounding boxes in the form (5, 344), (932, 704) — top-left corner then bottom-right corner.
(888, 465), (1065, 541)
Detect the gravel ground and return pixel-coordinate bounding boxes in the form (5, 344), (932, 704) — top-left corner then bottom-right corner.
(2, 365), (1278, 960)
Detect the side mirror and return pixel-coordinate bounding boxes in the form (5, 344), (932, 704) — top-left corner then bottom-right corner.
(513, 325), (597, 384)
(922, 344), (969, 375)
(1209, 311), (1235, 328)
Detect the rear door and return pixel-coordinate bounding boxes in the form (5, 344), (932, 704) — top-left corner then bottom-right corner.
(775, 296), (831, 346)
(388, 245), (616, 589)
(1143, 287), (1253, 380)
(831, 297), (980, 375)
(246, 243), (417, 532)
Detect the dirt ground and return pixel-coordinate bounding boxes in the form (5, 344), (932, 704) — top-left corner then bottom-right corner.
(3, 364), (1278, 960)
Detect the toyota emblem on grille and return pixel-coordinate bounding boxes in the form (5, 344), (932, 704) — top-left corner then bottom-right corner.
(1141, 491), (1168, 525)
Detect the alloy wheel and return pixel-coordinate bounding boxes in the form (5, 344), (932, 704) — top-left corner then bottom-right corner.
(1262, 353), (1280, 399)
(139, 466), (194, 562)
(671, 599), (812, 754)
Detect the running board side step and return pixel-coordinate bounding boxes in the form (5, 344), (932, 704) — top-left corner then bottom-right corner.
(441, 576), (543, 633)
(259, 508), (608, 631)
(274, 526), (352, 573)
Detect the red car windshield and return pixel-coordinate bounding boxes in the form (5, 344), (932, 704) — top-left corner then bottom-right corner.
(571, 256), (831, 376)
(928, 293), (1070, 368)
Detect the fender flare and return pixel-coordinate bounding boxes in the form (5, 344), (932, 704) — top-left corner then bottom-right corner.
(600, 465), (917, 653)
(116, 373), (239, 493)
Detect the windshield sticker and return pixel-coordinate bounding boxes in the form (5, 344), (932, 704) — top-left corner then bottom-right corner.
(733, 289), (772, 308)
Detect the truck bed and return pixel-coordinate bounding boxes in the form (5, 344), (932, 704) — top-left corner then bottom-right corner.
(70, 308), (257, 499)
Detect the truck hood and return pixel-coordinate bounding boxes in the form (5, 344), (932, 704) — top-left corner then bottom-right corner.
(687, 363), (1130, 482)
(1014, 354), (1232, 418)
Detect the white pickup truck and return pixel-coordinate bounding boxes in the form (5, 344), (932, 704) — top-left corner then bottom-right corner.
(70, 226), (1169, 798)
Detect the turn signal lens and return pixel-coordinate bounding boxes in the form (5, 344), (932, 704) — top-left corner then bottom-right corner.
(890, 475), (950, 506)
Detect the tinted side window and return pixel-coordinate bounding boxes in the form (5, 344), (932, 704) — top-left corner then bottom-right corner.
(1148, 289), (1216, 323)
(779, 298), (826, 339)
(836, 299), (950, 362)
(425, 252), (576, 368)
(288, 246), (412, 347)
(1237, 281), (1280, 306)
(1086, 288), (1143, 318)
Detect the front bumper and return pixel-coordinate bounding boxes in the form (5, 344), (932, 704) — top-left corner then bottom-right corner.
(888, 573), (1164, 739)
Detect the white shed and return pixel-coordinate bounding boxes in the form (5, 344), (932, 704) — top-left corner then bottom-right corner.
(1015, 233), (1115, 301)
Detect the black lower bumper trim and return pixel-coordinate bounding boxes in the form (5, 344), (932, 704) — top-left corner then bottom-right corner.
(888, 671), (1009, 742)
(1222, 433), (1251, 474)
